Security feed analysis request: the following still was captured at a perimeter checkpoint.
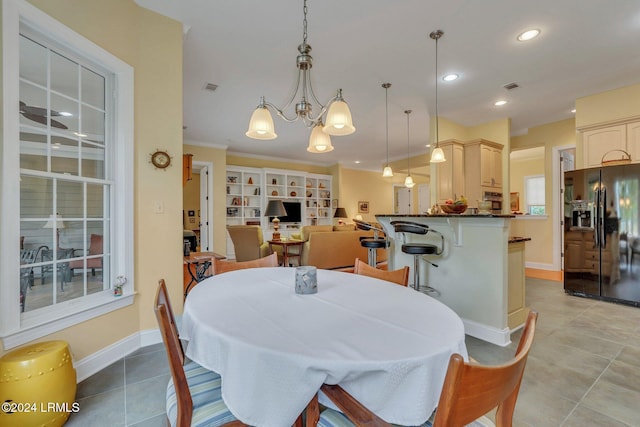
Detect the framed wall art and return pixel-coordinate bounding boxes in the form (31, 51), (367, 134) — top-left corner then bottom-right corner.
(358, 201), (369, 213)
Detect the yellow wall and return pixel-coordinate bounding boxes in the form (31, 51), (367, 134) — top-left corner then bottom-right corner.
(575, 83), (640, 129)
(1, 0), (184, 359)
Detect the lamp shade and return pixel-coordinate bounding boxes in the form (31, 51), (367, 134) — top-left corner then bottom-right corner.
(382, 166), (393, 177)
(43, 214), (65, 229)
(334, 207), (348, 218)
(323, 99), (355, 136)
(430, 147), (446, 163)
(246, 106), (277, 140)
(264, 200), (287, 218)
(404, 175), (415, 188)
(307, 124), (334, 153)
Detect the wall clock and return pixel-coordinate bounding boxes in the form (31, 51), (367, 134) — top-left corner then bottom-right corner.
(150, 150), (172, 169)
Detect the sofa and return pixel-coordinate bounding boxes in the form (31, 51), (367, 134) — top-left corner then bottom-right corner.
(293, 224), (387, 270)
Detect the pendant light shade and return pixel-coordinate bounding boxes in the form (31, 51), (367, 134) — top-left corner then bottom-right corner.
(246, 99), (277, 140)
(429, 30), (446, 163)
(381, 83), (393, 177)
(404, 109), (415, 188)
(323, 90), (355, 136)
(307, 122), (334, 153)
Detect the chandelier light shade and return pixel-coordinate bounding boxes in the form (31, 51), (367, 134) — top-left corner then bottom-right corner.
(246, 0), (354, 151)
(404, 110), (415, 188)
(429, 30), (446, 164)
(245, 98), (277, 140)
(381, 83), (393, 177)
(307, 122), (334, 153)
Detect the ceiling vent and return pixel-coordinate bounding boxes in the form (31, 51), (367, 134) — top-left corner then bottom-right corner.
(503, 82), (519, 90)
(204, 83), (219, 92)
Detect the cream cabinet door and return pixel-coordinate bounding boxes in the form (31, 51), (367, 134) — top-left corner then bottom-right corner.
(436, 142), (464, 203)
(480, 145), (502, 187)
(627, 121), (640, 163)
(583, 125), (626, 168)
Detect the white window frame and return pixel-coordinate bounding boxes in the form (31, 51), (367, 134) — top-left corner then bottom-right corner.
(1, 0), (134, 349)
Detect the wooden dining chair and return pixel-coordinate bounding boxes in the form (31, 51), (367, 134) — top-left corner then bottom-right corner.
(154, 280), (246, 427)
(353, 258), (409, 287)
(213, 252), (278, 275)
(316, 310), (539, 427)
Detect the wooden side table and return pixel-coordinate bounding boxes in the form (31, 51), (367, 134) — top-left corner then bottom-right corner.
(268, 240), (304, 267)
(183, 251), (225, 298)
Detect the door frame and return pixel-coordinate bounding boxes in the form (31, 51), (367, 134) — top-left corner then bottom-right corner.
(193, 160), (214, 252)
(553, 144), (576, 272)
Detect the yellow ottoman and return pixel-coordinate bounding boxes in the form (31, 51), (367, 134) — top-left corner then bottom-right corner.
(0, 340), (77, 427)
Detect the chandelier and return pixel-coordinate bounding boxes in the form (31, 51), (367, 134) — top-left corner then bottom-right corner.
(245, 0), (355, 153)
(429, 30), (446, 163)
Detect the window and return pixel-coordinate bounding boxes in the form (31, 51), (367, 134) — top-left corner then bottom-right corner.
(1, 0), (134, 348)
(525, 175), (545, 215)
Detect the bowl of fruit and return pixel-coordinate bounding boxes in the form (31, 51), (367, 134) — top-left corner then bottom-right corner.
(440, 197), (468, 214)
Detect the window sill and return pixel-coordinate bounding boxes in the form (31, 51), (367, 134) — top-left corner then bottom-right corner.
(2, 292), (136, 350)
(513, 215), (548, 220)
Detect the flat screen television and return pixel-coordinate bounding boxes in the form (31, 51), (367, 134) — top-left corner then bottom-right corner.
(270, 201), (302, 223)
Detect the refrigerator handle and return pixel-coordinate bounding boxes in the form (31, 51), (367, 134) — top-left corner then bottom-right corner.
(594, 188), (600, 248)
(601, 187), (607, 248)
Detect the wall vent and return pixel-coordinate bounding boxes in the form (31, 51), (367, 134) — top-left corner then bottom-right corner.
(503, 82), (519, 90)
(204, 83), (219, 91)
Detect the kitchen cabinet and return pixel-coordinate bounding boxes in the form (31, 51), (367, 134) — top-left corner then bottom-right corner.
(582, 121), (640, 168)
(435, 139), (465, 204)
(463, 139), (503, 209)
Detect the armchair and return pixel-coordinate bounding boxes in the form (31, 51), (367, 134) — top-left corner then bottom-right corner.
(227, 225), (270, 262)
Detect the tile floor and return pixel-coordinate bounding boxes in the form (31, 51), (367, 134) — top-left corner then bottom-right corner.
(66, 278), (640, 426)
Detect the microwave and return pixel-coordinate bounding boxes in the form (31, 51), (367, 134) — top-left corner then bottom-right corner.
(483, 191), (503, 213)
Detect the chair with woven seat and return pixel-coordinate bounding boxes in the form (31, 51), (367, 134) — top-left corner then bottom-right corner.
(154, 280), (246, 427)
(213, 252), (278, 275)
(227, 225), (270, 262)
(353, 219), (388, 267)
(353, 258), (409, 287)
(390, 220), (444, 293)
(316, 310), (538, 427)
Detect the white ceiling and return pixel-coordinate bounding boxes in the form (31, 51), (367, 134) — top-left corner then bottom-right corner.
(135, 0), (640, 172)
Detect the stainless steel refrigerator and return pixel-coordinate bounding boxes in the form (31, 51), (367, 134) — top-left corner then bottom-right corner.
(564, 163), (640, 306)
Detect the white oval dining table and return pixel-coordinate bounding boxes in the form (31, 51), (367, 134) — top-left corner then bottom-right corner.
(181, 267), (467, 427)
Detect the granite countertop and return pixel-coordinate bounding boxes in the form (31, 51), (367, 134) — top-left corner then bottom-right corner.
(508, 236), (532, 243)
(376, 213), (516, 218)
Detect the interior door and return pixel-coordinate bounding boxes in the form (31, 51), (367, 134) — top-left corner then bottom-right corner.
(198, 166), (209, 251)
(418, 184), (430, 214)
(395, 186), (411, 214)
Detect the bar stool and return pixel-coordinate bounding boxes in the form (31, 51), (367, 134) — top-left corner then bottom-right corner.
(354, 219), (388, 267)
(391, 220), (444, 293)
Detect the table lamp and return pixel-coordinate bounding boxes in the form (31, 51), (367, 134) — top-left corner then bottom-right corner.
(334, 207), (348, 225)
(43, 213), (65, 248)
(265, 200), (287, 241)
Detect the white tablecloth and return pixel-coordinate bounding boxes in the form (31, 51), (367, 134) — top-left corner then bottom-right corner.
(181, 267), (467, 427)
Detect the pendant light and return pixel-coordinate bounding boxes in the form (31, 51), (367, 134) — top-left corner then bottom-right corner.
(382, 83), (393, 177)
(429, 30), (446, 163)
(404, 110), (415, 188)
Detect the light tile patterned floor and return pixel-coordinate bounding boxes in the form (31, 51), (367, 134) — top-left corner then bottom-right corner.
(67, 278), (640, 426)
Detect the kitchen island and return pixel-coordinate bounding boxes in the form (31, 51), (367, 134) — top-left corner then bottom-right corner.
(377, 214), (527, 346)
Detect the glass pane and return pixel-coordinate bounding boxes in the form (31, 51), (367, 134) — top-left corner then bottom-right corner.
(81, 67), (105, 109)
(19, 81), (48, 130)
(51, 92), (78, 132)
(50, 50), (78, 99)
(51, 135), (79, 175)
(57, 180), (83, 219)
(19, 35), (47, 87)
(20, 176), (53, 219)
(81, 142), (105, 180)
(87, 183), (106, 218)
(81, 105), (105, 145)
(19, 129), (47, 171)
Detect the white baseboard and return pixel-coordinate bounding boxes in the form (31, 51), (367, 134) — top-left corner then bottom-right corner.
(525, 261), (555, 271)
(462, 318), (511, 347)
(74, 328), (161, 382)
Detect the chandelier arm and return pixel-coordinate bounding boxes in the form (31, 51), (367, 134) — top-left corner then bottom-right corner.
(263, 101), (300, 123)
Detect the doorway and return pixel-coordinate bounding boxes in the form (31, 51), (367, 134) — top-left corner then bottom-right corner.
(183, 161), (214, 252)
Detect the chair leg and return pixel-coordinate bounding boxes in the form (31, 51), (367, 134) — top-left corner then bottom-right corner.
(413, 255), (420, 291)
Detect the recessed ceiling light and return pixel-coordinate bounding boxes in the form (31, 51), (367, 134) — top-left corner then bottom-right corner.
(354, 160), (360, 164)
(571, 108), (576, 113)
(494, 100), (508, 106)
(443, 73), (459, 82)
(425, 144), (431, 148)
(517, 29), (540, 41)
